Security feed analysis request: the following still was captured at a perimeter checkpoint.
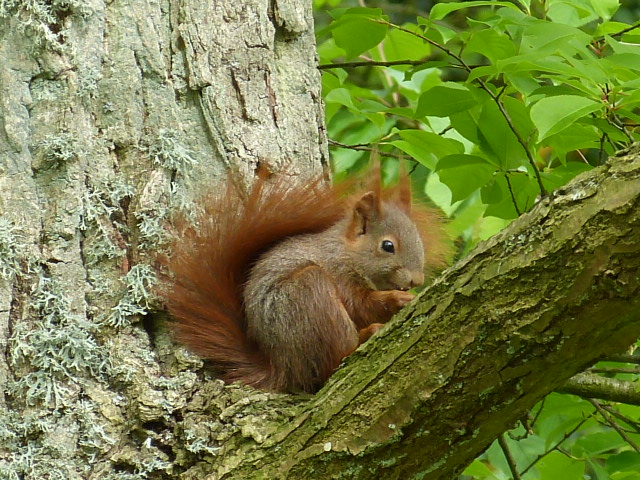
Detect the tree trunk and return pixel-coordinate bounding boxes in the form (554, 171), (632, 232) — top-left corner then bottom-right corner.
(1, 1), (640, 480)
(0, 0), (325, 478)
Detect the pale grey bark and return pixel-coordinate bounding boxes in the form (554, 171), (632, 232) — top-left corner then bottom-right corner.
(0, 0), (325, 478)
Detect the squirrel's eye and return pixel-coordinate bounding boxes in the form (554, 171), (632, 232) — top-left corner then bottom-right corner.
(381, 240), (395, 253)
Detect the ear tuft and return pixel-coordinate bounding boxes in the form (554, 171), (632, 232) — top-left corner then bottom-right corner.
(398, 161), (412, 214)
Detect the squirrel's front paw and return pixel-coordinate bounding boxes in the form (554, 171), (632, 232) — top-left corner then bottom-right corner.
(373, 289), (415, 312)
(389, 290), (415, 308)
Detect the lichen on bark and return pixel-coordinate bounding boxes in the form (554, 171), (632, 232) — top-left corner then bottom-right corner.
(0, 0), (326, 478)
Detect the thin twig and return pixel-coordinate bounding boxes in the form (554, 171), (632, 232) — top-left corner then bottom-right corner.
(599, 134), (608, 165)
(557, 372), (640, 406)
(498, 434), (522, 480)
(319, 59), (427, 70)
(604, 353), (640, 364)
(605, 116), (635, 143)
(373, 19), (548, 197)
(611, 21), (640, 38)
(505, 174), (522, 216)
(520, 414), (593, 476)
(589, 367), (640, 375)
(530, 397), (546, 429)
(328, 139), (411, 160)
(590, 399), (640, 454)
(602, 405), (640, 433)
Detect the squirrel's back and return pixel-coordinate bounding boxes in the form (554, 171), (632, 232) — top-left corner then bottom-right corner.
(161, 172), (349, 390)
(161, 167), (449, 392)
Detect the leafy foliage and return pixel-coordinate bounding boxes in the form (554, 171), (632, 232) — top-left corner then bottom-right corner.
(316, 0), (639, 252)
(315, 0), (640, 478)
(463, 386), (640, 480)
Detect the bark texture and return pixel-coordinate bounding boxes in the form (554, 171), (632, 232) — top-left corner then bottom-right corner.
(189, 145), (640, 480)
(0, 0), (325, 478)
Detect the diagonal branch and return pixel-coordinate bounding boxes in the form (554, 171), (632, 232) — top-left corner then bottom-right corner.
(187, 146), (640, 479)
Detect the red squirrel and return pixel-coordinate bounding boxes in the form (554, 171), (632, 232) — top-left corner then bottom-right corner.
(161, 165), (448, 393)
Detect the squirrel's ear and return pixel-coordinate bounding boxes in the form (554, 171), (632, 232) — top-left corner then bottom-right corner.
(347, 191), (381, 239)
(397, 162), (412, 214)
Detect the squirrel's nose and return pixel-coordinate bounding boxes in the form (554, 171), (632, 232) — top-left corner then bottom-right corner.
(410, 271), (425, 288)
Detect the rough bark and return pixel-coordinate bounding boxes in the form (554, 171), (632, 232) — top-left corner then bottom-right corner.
(0, 0), (325, 478)
(188, 145), (640, 480)
(1, 1), (640, 480)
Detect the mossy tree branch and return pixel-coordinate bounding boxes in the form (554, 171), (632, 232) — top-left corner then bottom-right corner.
(183, 146), (640, 479)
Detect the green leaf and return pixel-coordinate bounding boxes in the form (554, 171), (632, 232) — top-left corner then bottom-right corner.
(596, 21), (634, 37)
(391, 130), (464, 170)
(530, 95), (601, 141)
(430, 1), (519, 21)
(506, 72), (541, 97)
(529, 85), (590, 99)
(462, 459), (495, 477)
(537, 451), (585, 480)
(450, 110), (482, 145)
(514, 0), (531, 10)
(332, 9), (388, 58)
(502, 95), (535, 146)
(588, 458), (612, 480)
(416, 84), (477, 118)
(547, 0), (600, 27)
(533, 398), (595, 450)
(605, 53), (640, 72)
(430, 22), (459, 43)
(520, 22), (592, 56)
(436, 155), (497, 202)
(588, 0), (619, 22)
(618, 86), (640, 109)
(545, 124), (600, 164)
(607, 35), (640, 55)
(573, 430), (628, 457)
(317, 37), (346, 63)
(324, 88), (356, 109)
(477, 99), (528, 170)
(482, 173), (538, 219)
(466, 28), (517, 63)
(382, 25), (431, 62)
(497, 54), (595, 80)
(562, 54), (611, 86)
(541, 162), (593, 191)
(607, 451), (640, 475)
(403, 61), (450, 83)
(467, 65), (499, 83)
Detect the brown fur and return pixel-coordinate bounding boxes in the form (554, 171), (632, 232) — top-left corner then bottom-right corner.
(160, 167), (449, 392)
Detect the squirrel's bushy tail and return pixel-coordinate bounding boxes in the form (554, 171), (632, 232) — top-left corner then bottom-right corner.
(160, 171), (348, 390)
